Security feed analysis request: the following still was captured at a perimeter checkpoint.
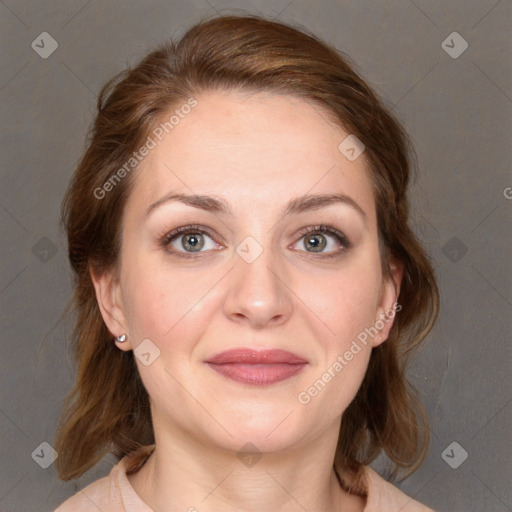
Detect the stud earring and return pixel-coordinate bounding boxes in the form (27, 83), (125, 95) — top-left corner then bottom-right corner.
(116, 334), (127, 343)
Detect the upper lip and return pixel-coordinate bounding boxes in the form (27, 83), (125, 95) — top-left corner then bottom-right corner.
(205, 348), (308, 365)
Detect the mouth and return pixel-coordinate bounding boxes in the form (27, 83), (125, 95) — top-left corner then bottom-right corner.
(204, 348), (308, 386)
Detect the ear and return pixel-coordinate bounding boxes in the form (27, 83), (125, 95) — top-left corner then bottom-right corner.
(90, 264), (132, 351)
(372, 260), (404, 348)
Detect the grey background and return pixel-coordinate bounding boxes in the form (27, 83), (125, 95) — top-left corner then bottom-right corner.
(0, 1), (510, 511)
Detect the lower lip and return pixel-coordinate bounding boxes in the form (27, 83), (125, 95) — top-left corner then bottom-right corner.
(206, 362), (307, 386)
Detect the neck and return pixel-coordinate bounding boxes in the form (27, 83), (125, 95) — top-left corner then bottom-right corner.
(128, 419), (366, 512)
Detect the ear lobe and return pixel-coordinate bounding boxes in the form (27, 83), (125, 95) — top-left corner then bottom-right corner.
(372, 261), (404, 347)
(89, 265), (131, 350)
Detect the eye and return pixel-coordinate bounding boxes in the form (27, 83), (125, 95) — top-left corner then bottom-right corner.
(293, 225), (350, 259)
(159, 223), (350, 260)
(160, 224), (221, 258)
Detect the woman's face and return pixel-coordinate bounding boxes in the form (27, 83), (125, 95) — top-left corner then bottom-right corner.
(94, 91), (401, 454)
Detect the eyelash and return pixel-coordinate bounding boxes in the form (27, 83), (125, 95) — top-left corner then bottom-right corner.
(158, 223), (351, 260)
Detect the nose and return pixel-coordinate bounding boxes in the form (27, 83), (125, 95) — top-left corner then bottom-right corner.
(222, 242), (293, 330)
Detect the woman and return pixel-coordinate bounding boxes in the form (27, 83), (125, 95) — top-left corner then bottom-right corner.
(54, 13), (439, 512)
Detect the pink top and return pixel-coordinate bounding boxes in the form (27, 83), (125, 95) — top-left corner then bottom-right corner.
(54, 445), (434, 512)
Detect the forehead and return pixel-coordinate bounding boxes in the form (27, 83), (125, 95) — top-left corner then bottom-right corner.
(128, 91), (376, 223)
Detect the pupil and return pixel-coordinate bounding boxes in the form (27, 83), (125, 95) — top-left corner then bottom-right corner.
(306, 234), (326, 252)
(183, 233), (204, 252)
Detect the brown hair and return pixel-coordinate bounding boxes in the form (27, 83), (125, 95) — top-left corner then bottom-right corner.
(55, 13), (439, 489)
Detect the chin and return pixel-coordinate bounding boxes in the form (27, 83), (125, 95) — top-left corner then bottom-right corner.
(211, 427), (304, 457)
(198, 401), (314, 454)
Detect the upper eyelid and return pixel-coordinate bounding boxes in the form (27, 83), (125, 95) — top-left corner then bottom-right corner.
(164, 224), (349, 249)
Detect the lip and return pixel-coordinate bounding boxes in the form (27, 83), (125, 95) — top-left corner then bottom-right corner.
(205, 349), (308, 386)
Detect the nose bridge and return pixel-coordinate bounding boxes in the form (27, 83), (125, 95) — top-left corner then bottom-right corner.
(223, 234), (292, 327)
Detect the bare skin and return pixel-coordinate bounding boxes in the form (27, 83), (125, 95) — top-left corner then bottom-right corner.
(92, 90), (402, 512)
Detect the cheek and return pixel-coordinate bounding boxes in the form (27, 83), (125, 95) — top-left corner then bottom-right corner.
(121, 254), (217, 347)
(120, 250), (174, 339)
(296, 273), (378, 414)
(302, 262), (382, 347)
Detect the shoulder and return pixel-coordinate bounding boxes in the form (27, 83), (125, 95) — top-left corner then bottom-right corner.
(54, 445), (155, 512)
(53, 473), (115, 512)
(363, 466), (435, 512)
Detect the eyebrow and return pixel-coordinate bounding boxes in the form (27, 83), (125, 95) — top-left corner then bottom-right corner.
(145, 192), (367, 223)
